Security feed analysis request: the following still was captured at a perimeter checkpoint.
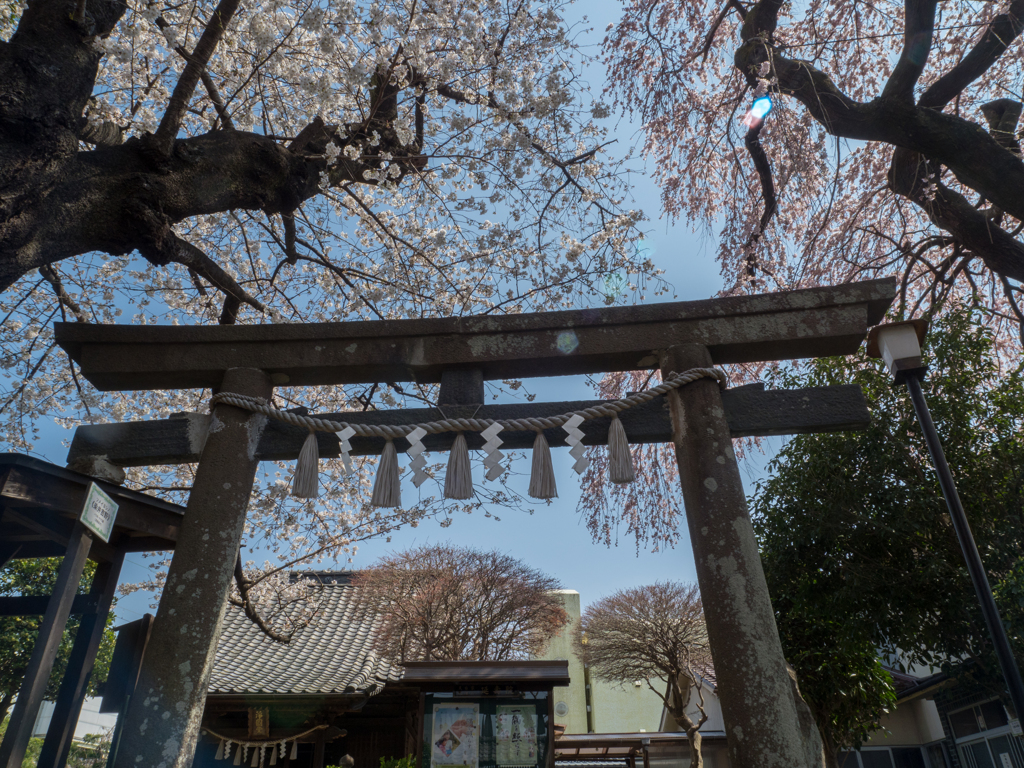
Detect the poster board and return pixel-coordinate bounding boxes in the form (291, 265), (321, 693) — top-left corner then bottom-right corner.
(430, 703), (480, 768)
(496, 705), (537, 767)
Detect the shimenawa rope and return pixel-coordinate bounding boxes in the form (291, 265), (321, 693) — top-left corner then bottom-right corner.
(208, 367), (727, 505)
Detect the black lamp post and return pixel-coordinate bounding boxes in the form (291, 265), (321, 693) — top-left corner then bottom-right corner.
(867, 320), (1024, 721)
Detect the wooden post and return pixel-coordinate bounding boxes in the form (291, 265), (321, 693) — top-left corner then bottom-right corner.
(112, 368), (274, 768)
(313, 729), (326, 768)
(547, 690), (555, 768)
(0, 522), (93, 768)
(37, 551), (125, 768)
(660, 344), (822, 768)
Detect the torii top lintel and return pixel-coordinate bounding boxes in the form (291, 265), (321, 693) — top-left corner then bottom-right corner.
(54, 279), (896, 392)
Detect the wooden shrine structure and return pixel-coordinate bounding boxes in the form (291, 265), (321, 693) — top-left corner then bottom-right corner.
(0, 454), (184, 768)
(6, 277), (895, 768)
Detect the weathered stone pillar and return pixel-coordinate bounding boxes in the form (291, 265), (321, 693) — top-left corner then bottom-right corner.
(113, 368), (273, 768)
(660, 344), (822, 768)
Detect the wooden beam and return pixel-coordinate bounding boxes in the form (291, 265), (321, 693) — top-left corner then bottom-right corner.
(0, 523), (92, 768)
(67, 384), (869, 467)
(0, 461), (182, 548)
(0, 540), (70, 559)
(0, 471), (184, 531)
(54, 279), (895, 391)
(0, 594), (99, 616)
(1, 507), (120, 562)
(37, 552), (124, 768)
(0, 541), (20, 570)
(100, 614), (154, 715)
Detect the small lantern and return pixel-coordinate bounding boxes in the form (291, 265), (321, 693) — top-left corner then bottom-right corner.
(866, 319), (928, 380)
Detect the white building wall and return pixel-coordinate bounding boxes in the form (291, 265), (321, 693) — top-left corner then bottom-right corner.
(588, 678), (665, 734)
(862, 698), (946, 748)
(32, 697), (117, 740)
(540, 590), (589, 734)
(539, 590), (724, 736)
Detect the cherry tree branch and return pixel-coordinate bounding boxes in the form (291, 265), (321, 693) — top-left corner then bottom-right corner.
(734, 40), (1024, 225)
(155, 15), (236, 131)
(39, 265), (87, 322)
(919, 0), (1024, 109)
(231, 555), (292, 644)
(742, 116), (777, 274)
(137, 227), (266, 313)
(700, 0), (747, 62)
(151, 0), (243, 156)
(888, 147), (1024, 283)
(881, 0), (937, 103)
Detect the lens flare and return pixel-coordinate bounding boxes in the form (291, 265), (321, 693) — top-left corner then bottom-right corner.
(602, 272), (627, 299)
(743, 96), (774, 128)
(556, 330), (579, 354)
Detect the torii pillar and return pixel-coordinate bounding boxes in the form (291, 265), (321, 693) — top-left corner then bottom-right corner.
(663, 343), (823, 766)
(54, 278), (896, 768)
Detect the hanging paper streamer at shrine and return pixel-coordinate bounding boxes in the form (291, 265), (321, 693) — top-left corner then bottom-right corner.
(209, 367), (728, 509)
(292, 430), (320, 498)
(371, 439), (402, 508)
(204, 725), (332, 764)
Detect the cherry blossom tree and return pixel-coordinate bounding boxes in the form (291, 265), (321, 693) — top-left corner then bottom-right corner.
(0, 0), (664, 616)
(603, 0), (1024, 343)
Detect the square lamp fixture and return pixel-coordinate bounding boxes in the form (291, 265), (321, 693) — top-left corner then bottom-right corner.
(866, 318), (929, 380)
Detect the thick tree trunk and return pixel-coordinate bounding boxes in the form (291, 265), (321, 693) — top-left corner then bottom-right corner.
(687, 728), (703, 768)
(0, 0), (422, 292)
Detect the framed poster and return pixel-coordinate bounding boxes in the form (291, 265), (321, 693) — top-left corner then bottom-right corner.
(431, 703), (480, 768)
(496, 705), (537, 767)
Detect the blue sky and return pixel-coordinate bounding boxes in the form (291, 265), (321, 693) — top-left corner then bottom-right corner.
(335, 1), (786, 615)
(27, 0), (784, 623)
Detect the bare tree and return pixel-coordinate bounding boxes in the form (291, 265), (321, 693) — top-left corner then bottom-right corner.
(574, 582), (712, 768)
(353, 544), (568, 662)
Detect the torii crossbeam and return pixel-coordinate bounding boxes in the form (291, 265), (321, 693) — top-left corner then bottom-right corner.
(47, 278), (894, 768)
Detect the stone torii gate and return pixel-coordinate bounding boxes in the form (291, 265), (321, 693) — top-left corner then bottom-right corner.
(49, 278), (894, 768)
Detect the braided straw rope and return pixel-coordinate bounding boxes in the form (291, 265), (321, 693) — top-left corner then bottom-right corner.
(203, 723), (328, 750)
(209, 367), (727, 440)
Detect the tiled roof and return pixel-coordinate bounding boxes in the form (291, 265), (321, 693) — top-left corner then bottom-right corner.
(208, 575), (403, 695)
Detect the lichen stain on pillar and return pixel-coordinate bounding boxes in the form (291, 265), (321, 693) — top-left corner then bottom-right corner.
(246, 413), (268, 460)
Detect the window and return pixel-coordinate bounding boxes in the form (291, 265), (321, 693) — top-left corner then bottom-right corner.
(892, 747), (927, 768)
(925, 742), (950, 768)
(837, 748), (929, 768)
(860, 750), (896, 768)
(949, 700), (1024, 768)
(980, 702), (1010, 731)
(958, 735), (1024, 768)
(950, 701), (1010, 740)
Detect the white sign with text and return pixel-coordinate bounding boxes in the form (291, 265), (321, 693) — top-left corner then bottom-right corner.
(80, 482), (118, 542)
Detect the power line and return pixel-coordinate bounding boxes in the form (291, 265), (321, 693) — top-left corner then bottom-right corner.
(783, 20), (995, 48)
